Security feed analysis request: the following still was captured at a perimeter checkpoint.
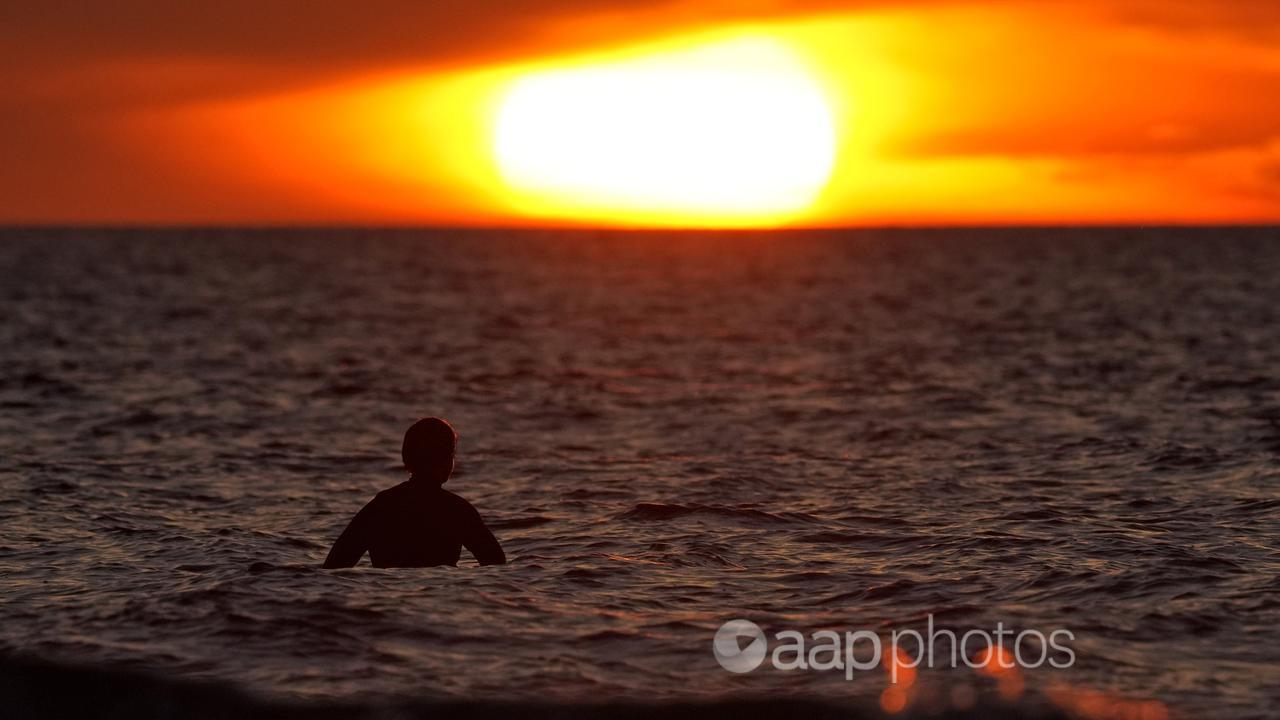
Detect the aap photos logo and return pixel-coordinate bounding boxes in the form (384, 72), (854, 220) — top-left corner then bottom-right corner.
(713, 619), (768, 673)
(712, 616), (1076, 683)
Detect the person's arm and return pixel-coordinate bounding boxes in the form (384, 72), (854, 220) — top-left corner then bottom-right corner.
(323, 498), (376, 568)
(460, 502), (506, 566)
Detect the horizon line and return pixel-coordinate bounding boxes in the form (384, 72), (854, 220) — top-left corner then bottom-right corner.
(3, 221), (1278, 233)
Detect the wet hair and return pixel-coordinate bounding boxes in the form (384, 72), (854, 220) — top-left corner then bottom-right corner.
(402, 417), (457, 476)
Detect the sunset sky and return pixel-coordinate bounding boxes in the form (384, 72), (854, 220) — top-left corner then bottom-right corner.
(5, 1), (1280, 227)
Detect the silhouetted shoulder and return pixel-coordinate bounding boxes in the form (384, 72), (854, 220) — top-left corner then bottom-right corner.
(439, 489), (506, 566)
(373, 481), (414, 502)
(436, 488), (483, 513)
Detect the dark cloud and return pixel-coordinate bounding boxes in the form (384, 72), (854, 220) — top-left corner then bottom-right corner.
(1, 1), (719, 105)
(901, 104), (1280, 159)
(4, 1), (1277, 102)
(6, 2), (1276, 63)
(1106, 0), (1280, 42)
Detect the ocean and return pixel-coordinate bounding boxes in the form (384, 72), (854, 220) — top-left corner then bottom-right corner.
(1, 227), (1278, 719)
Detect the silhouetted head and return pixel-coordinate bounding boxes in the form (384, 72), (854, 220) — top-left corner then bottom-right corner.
(402, 417), (457, 485)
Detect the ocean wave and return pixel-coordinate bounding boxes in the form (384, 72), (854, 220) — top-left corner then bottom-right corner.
(618, 503), (817, 525)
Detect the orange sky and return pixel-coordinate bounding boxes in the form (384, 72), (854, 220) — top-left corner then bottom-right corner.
(3, 1), (1280, 226)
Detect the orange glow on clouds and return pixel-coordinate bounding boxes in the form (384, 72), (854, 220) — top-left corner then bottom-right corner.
(67, 7), (1280, 227)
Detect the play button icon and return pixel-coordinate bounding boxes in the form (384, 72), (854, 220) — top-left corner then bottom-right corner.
(714, 619), (768, 673)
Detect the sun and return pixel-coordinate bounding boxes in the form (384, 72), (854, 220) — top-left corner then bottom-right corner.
(492, 35), (837, 227)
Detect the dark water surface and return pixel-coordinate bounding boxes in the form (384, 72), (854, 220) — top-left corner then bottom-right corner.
(1, 228), (1278, 718)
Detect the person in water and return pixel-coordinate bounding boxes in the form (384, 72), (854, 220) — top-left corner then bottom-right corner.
(323, 417), (506, 568)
